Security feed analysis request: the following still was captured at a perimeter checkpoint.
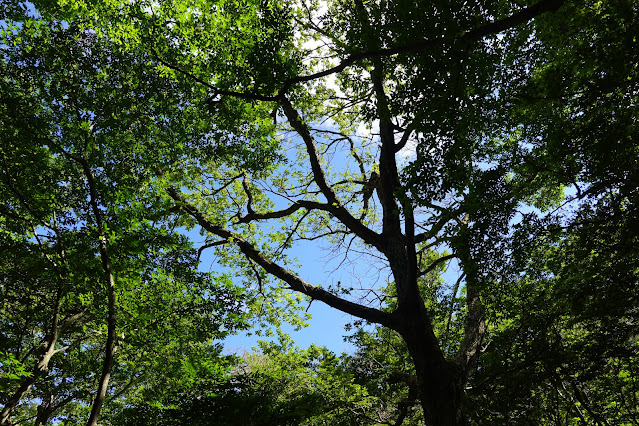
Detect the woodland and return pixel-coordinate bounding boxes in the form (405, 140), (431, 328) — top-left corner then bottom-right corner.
(1, 0), (638, 424)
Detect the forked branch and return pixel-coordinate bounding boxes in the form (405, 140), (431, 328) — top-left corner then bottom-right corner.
(168, 188), (396, 329)
(279, 96), (383, 250)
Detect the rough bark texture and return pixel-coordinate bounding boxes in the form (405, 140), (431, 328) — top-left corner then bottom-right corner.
(398, 309), (465, 425)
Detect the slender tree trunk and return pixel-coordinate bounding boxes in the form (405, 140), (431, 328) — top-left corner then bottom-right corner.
(0, 286), (65, 426)
(0, 338), (58, 425)
(79, 157), (118, 426)
(85, 247), (117, 426)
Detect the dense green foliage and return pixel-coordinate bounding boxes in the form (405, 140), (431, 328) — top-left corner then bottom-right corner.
(0, 17), (249, 424)
(1, 0), (638, 424)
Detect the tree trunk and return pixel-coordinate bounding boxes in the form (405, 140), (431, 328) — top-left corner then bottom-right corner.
(35, 394), (55, 426)
(398, 306), (465, 426)
(85, 261), (117, 426)
(0, 286), (67, 426)
(0, 336), (58, 425)
(79, 158), (118, 426)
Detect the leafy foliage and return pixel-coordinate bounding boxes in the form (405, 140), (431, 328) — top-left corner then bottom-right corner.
(0, 16), (250, 425)
(2, 0), (638, 424)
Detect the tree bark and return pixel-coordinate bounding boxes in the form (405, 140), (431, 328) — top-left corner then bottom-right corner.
(85, 238), (117, 426)
(35, 394), (54, 426)
(0, 286), (68, 425)
(78, 158), (118, 426)
(399, 311), (465, 425)
(0, 337), (58, 425)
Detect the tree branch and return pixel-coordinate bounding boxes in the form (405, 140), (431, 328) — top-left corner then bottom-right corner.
(197, 240), (228, 261)
(415, 209), (463, 244)
(369, 60), (403, 240)
(58, 310), (87, 334)
(418, 254), (456, 278)
(241, 174), (255, 215)
(276, 0), (565, 96)
(279, 96), (383, 250)
(237, 202), (305, 224)
(168, 188), (396, 329)
(394, 123), (415, 153)
(275, 210), (311, 255)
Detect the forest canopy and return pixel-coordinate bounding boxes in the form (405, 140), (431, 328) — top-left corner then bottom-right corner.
(1, 0), (638, 425)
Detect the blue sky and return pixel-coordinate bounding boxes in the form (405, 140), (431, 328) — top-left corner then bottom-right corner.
(193, 223), (464, 355)
(223, 301), (357, 355)
(195, 231), (372, 355)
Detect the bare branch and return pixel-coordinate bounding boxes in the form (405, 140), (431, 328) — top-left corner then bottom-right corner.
(249, 261), (265, 297)
(197, 240), (228, 261)
(394, 122), (415, 153)
(418, 254), (456, 278)
(203, 173), (244, 198)
(237, 202), (305, 224)
(296, 229), (349, 242)
(275, 210), (311, 256)
(241, 174), (255, 215)
(280, 97), (339, 203)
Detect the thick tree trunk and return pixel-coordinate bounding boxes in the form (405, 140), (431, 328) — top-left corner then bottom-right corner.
(35, 394), (54, 426)
(397, 303), (465, 426)
(407, 340), (464, 425)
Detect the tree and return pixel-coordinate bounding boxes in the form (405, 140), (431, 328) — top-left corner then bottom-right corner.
(112, 332), (387, 425)
(15, 0), (639, 423)
(0, 17), (249, 425)
(461, 1), (639, 422)
(114, 326), (425, 425)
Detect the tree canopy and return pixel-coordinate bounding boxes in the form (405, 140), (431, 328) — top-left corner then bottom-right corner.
(1, 0), (638, 424)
